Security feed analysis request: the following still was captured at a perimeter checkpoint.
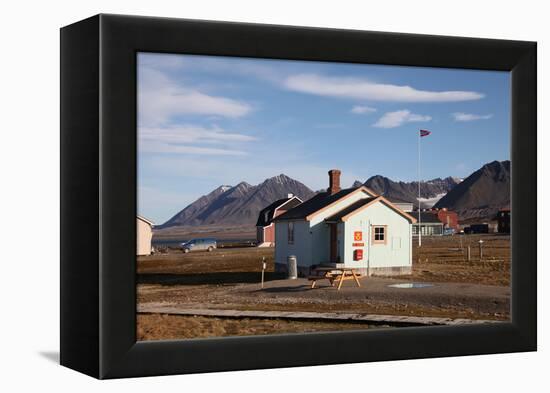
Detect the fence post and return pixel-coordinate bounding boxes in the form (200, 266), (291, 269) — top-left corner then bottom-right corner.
(260, 257), (266, 288)
(478, 240), (484, 260)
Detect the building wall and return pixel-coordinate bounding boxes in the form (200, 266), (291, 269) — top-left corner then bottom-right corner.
(342, 203), (412, 271)
(274, 220), (311, 268)
(308, 189), (375, 265)
(263, 224), (274, 243)
(412, 223), (444, 236)
(136, 218), (153, 256)
(437, 210), (459, 229)
(337, 222), (346, 262)
(393, 202), (413, 212)
(497, 210), (510, 233)
(256, 226), (264, 243)
(274, 189), (394, 274)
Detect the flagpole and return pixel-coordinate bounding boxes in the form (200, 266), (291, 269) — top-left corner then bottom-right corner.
(418, 130), (422, 247)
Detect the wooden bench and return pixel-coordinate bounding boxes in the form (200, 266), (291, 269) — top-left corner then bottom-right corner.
(308, 267), (362, 290)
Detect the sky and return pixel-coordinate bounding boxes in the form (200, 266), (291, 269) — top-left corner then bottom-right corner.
(137, 52), (510, 223)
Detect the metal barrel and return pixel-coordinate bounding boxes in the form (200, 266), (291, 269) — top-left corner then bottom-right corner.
(287, 255), (297, 279)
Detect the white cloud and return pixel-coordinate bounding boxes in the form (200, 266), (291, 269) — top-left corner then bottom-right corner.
(140, 125), (256, 145)
(373, 110), (432, 129)
(452, 112), (493, 122)
(138, 67), (252, 126)
(139, 142), (247, 156)
(351, 105), (377, 114)
(139, 125), (255, 156)
(284, 74), (484, 102)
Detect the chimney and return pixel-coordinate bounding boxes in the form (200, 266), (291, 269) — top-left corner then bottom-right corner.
(328, 169), (341, 195)
(287, 193), (294, 198)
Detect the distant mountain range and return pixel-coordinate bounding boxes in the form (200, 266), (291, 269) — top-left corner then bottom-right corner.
(158, 160), (510, 228)
(158, 174), (315, 228)
(354, 176), (461, 207)
(434, 160), (510, 220)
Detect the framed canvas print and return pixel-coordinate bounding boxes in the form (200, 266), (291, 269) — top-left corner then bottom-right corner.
(60, 14), (536, 379)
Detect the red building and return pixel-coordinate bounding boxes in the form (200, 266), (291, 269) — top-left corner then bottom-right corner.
(256, 195), (303, 246)
(436, 208), (459, 230)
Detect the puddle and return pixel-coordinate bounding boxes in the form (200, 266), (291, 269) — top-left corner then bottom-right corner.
(387, 282), (434, 289)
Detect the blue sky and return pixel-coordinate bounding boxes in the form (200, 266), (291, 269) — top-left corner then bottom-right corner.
(137, 52), (510, 223)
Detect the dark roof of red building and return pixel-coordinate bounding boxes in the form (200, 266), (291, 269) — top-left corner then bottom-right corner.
(256, 197), (302, 227)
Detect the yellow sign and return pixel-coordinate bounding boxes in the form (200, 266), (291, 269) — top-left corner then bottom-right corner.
(354, 231), (362, 241)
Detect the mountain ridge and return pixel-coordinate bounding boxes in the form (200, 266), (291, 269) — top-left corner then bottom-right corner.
(158, 160), (510, 228)
(434, 160), (510, 220)
(354, 175), (460, 206)
(158, 174), (315, 228)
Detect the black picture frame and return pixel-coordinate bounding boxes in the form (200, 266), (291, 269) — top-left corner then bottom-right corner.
(60, 14), (536, 379)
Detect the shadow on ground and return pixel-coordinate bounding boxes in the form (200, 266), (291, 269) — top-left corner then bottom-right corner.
(257, 285), (318, 293)
(38, 351), (59, 364)
(138, 271), (286, 285)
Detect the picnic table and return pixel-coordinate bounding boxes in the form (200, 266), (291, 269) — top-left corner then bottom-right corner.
(308, 267), (362, 290)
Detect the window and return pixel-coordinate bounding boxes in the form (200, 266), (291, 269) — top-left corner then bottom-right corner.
(373, 225), (386, 244)
(287, 222), (294, 244)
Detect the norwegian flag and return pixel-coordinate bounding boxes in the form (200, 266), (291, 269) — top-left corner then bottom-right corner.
(420, 129), (431, 137)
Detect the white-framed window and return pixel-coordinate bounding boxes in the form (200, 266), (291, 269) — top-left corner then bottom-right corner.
(372, 225), (387, 244)
(287, 222), (294, 244)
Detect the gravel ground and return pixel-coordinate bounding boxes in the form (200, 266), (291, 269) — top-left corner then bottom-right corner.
(137, 235), (510, 339)
(138, 276), (509, 321)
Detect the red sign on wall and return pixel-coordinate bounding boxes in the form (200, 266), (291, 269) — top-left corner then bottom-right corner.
(354, 231), (362, 241)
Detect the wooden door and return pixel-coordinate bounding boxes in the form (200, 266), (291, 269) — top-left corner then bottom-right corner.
(330, 224), (338, 262)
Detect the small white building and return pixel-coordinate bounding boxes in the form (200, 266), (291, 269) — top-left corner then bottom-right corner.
(137, 215), (154, 256)
(274, 170), (416, 276)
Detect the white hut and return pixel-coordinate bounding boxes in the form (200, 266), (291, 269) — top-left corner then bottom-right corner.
(137, 215), (154, 256)
(274, 170), (416, 276)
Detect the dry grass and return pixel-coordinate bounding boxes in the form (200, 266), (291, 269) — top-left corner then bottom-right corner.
(136, 234), (510, 340)
(410, 234), (510, 286)
(138, 246), (275, 274)
(137, 313), (385, 341)
(139, 234), (510, 287)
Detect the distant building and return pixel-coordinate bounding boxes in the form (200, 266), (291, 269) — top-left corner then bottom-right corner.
(412, 211), (445, 236)
(256, 195), (302, 247)
(273, 170), (416, 276)
(387, 197), (414, 213)
(497, 206), (510, 233)
(436, 208), (459, 230)
(409, 207), (459, 236)
(137, 215), (154, 256)
(464, 223), (490, 234)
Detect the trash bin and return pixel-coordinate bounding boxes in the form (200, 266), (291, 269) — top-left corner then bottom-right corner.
(287, 255), (297, 279)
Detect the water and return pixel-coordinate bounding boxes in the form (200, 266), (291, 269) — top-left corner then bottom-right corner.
(387, 282), (434, 289)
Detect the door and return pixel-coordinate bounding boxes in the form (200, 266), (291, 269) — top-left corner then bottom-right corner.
(196, 239), (205, 250)
(330, 224), (338, 262)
